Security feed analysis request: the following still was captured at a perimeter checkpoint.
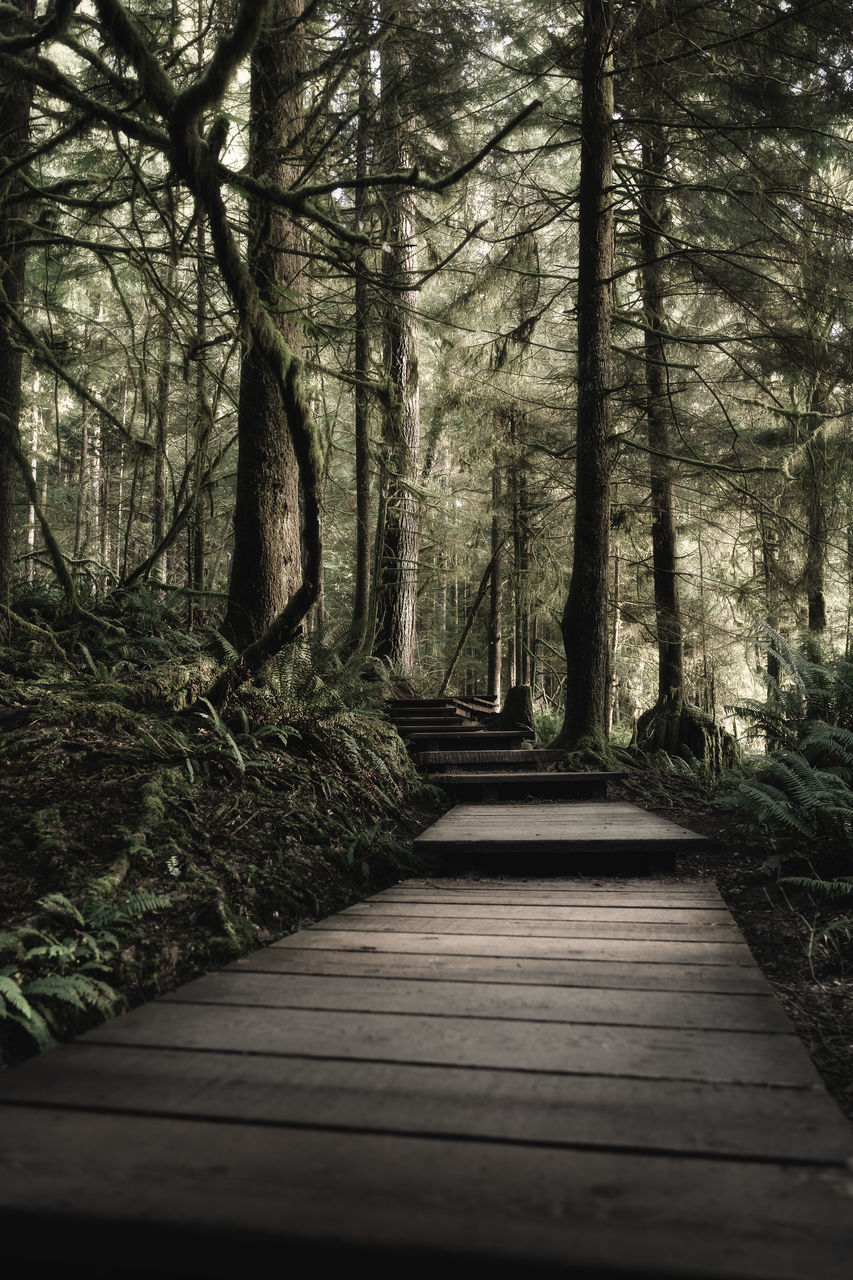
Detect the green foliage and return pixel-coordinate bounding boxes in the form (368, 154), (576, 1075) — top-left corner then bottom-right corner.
(0, 889), (171, 1063)
(721, 631), (853, 861)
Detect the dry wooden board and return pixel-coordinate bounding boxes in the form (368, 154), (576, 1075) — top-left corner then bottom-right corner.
(418, 749), (565, 768)
(297, 926), (753, 965)
(314, 915), (742, 942)
(414, 802), (708, 849)
(160, 970), (791, 1032)
(379, 882), (727, 906)
(342, 902), (732, 923)
(236, 944), (772, 993)
(1, 1043), (848, 1164)
(1, 1109), (851, 1279)
(79, 1001), (821, 1086)
(400, 877), (725, 895)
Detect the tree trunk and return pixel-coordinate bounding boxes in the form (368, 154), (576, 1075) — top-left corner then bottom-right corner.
(373, 0), (421, 674)
(152, 253), (176, 584)
(802, 386), (828, 635)
(510, 411), (532, 688)
(74, 400), (90, 562)
(350, 13), (372, 648)
(0, 0), (36, 597)
(487, 460), (503, 704)
(221, 0), (305, 648)
(188, 220), (210, 625)
(639, 123), (684, 704)
(557, 0), (614, 750)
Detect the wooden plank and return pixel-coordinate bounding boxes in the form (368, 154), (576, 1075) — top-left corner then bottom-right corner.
(415, 802), (707, 846)
(233, 944), (772, 993)
(399, 877), (725, 896)
(1, 1109), (851, 1279)
(159, 970), (792, 1032)
(432, 773), (618, 801)
(374, 896), (729, 913)
(297, 926), (754, 965)
(78, 1001), (820, 1086)
(380, 886), (727, 907)
(314, 915), (742, 942)
(1, 1043), (847, 1164)
(418, 749), (565, 769)
(341, 901), (736, 924)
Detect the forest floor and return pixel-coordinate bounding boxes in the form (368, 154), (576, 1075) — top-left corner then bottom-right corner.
(618, 772), (853, 1125)
(1, 640), (850, 1127)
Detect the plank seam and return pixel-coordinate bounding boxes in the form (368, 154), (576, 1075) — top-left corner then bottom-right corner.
(229, 965), (778, 997)
(0, 1098), (842, 1170)
(71, 1039), (821, 1090)
(159, 997), (796, 1035)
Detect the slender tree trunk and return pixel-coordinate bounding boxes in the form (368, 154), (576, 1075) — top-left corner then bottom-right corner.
(510, 411), (532, 687)
(152, 251), (176, 584)
(99, 415), (111, 575)
(373, 0), (421, 673)
(350, 13), (372, 646)
(0, 0), (36, 597)
(557, 0), (614, 749)
(221, 0), (305, 648)
(188, 220), (210, 624)
(607, 546), (621, 733)
(487, 460), (503, 704)
(802, 386), (828, 635)
(639, 123), (684, 704)
(74, 401), (89, 562)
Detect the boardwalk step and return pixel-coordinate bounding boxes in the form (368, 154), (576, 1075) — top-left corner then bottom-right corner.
(430, 770), (619, 801)
(413, 801), (711, 875)
(407, 729), (532, 751)
(393, 719), (479, 735)
(386, 697), (467, 710)
(418, 748), (565, 772)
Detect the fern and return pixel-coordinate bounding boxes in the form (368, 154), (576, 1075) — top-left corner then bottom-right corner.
(722, 631), (853, 862)
(0, 888), (172, 1063)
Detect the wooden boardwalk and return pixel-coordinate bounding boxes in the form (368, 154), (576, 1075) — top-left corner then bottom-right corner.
(1, 874), (851, 1278)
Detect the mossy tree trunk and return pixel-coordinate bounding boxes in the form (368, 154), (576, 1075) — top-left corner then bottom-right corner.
(221, 0), (305, 649)
(350, 7), (372, 650)
(0, 0), (36, 598)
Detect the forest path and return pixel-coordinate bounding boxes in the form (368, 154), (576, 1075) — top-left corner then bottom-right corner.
(1, 701), (850, 1275)
(394, 695), (703, 873)
(0, 875), (851, 1278)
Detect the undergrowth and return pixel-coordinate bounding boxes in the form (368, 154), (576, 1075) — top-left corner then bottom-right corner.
(0, 588), (439, 1066)
(719, 628), (853, 965)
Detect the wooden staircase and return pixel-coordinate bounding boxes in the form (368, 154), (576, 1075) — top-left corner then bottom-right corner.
(387, 695), (619, 805)
(387, 696), (707, 874)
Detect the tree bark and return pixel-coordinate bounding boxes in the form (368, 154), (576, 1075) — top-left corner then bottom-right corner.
(802, 386), (828, 635)
(373, 0), (421, 674)
(221, 0), (305, 648)
(557, 0), (614, 750)
(350, 10), (372, 648)
(639, 123), (684, 704)
(487, 459), (503, 704)
(510, 411), (532, 687)
(0, 0), (36, 597)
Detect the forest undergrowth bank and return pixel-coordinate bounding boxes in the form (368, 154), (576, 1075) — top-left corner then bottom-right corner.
(0, 587), (441, 1067)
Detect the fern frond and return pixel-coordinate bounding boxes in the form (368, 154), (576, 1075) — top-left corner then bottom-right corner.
(780, 876), (853, 897)
(38, 893), (84, 925)
(0, 973), (33, 1017)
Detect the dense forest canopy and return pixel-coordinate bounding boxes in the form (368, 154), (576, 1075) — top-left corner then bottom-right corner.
(1, 0), (852, 751)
